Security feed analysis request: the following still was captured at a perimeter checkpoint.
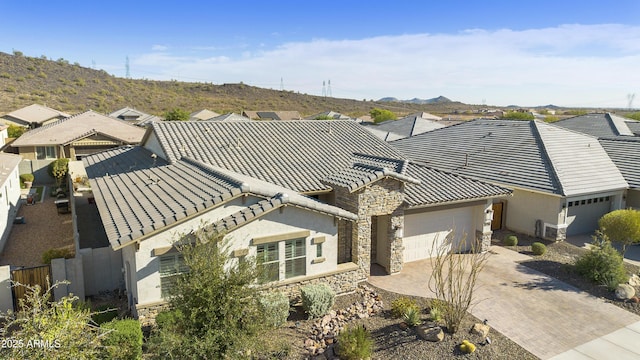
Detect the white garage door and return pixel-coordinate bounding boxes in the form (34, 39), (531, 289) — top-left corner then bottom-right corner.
(566, 197), (612, 236)
(403, 207), (474, 263)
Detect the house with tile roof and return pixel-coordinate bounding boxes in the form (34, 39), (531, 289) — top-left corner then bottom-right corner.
(189, 109), (220, 121)
(0, 153), (24, 253)
(393, 119), (629, 240)
(305, 111), (361, 122)
(108, 107), (162, 126)
(82, 120), (510, 318)
(553, 113), (638, 138)
(599, 137), (640, 209)
(203, 113), (251, 122)
(242, 110), (302, 120)
(2, 104), (70, 128)
(363, 113), (447, 141)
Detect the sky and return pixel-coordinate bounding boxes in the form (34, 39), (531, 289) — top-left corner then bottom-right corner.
(1, 1), (639, 108)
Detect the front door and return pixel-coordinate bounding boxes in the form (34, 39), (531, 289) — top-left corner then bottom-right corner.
(491, 202), (504, 231)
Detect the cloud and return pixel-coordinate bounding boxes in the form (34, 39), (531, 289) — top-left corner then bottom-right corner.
(132, 24), (640, 107)
(151, 44), (168, 51)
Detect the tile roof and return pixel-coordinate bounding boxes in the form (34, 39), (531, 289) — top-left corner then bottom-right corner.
(204, 113), (251, 122)
(243, 111), (302, 120)
(305, 111), (355, 121)
(392, 119), (627, 196)
(553, 113), (635, 138)
(148, 120), (406, 193)
(625, 120), (640, 136)
(83, 147), (356, 249)
(0, 153), (22, 184)
(599, 137), (640, 188)
(363, 115), (445, 141)
(108, 107), (161, 126)
(189, 109), (220, 121)
(3, 104), (70, 124)
(12, 110), (146, 147)
(404, 163), (512, 208)
(323, 153), (419, 192)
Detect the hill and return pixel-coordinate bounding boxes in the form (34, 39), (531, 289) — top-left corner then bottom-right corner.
(379, 95), (453, 104)
(0, 52), (483, 117)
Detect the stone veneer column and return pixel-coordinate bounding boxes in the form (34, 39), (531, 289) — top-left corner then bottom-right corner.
(479, 200), (494, 252)
(387, 208), (404, 274)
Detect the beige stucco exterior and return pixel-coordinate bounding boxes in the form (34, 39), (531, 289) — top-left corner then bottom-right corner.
(504, 188), (564, 238)
(625, 189), (640, 210)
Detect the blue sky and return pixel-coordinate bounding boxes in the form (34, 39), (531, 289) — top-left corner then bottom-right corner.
(1, 1), (639, 108)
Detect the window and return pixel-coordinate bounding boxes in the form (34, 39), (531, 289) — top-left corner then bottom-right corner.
(257, 243), (279, 282)
(159, 254), (187, 298)
(36, 146), (56, 160)
(316, 243), (323, 258)
(285, 238), (306, 279)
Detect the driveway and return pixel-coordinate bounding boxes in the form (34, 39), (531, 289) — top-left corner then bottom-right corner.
(369, 245), (640, 359)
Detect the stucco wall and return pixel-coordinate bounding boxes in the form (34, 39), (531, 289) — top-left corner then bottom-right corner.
(143, 132), (165, 160)
(505, 188), (563, 237)
(0, 163), (21, 253)
(627, 190), (640, 210)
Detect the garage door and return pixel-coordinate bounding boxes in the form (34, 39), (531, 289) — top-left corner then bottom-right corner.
(403, 207), (474, 263)
(566, 197), (611, 236)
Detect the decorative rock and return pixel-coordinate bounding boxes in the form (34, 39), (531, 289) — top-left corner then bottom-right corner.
(616, 284), (636, 300)
(629, 274), (640, 287)
(470, 323), (490, 338)
(417, 325), (444, 342)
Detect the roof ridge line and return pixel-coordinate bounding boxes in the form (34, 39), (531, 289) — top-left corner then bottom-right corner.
(531, 121), (565, 196)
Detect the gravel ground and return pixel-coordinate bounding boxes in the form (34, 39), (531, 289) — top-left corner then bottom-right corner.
(492, 230), (640, 317)
(258, 284), (538, 359)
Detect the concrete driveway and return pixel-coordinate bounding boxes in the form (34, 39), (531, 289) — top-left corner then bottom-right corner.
(369, 245), (640, 359)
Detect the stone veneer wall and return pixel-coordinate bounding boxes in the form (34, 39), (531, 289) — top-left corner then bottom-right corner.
(136, 302), (170, 327)
(334, 178), (405, 276)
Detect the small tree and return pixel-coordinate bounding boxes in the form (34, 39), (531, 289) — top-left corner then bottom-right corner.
(7, 124), (27, 138)
(428, 232), (489, 334)
(370, 108), (396, 123)
(598, 209), (640, 256)
(501, 111), (535, 120)
(148, 229), (266, 359)
(0, 281), (105, 359)
(163, 108), (190, 121)
(48, 158), (69, 188)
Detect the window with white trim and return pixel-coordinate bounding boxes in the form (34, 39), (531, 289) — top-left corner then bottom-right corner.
(257, 243), (279, 282)
(159, 253), (187, 298)
(36, 146), (56, 160)
(285, 238), (306, 279)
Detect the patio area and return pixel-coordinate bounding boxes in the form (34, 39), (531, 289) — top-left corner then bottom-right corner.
(0, 185), (74, 268)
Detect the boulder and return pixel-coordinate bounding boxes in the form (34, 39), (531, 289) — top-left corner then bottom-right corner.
(417, 325), (444, 342)
(470, 323), (490, 338)
(628, 274), (640, 287)
(616, 284), (636, 300)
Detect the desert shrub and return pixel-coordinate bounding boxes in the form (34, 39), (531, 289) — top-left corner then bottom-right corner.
(460, 339), (477, 353)
(301, 283), (335, 319)
(101, 319), (143, 360)
(336, 325), (373, 360)
(575, 240), (627, 288)
(91, 304), (118, 325)
(259, 291), (290, 328)
(19, 173), (34, 184)
(503, 235), (518, 246)
(154, 309), (183, 329)
(531, 242), (547, 255)
(42, 247), (74, 264)
(429, 299), (444, 322)
(391, 296), (419, 318)
(402, 306), (422, 327)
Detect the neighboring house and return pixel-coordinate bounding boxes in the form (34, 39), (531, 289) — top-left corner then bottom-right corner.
(108, 107), (161, 126)
(553, 113), (637, 138)
(625, 120), (640, 136)
(0, 153), (23, 253)
(392, 119), (628, 240)
(363, 113), (446, 141)
(0, 125), (8, 147)
(203, 113), (251, 122)
(189, 109), (220, 121)
(305, 111), (360, 122)
(83, 120), (510, 320)
(12, 110), (146, 161)
(599, 137), (640, 209)
(1, 104), (70, 129)
(242, 111), (302, 120)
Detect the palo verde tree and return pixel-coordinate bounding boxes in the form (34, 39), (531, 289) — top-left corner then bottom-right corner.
(148, 228), (266, 359)
(428, 231), (489, 334)
(162, 108), (190, 121)
(370, 108), (396, 123)
(598, 209), (640, 256)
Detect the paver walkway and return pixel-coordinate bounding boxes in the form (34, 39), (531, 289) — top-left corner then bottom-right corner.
(369, 245), (640, 359)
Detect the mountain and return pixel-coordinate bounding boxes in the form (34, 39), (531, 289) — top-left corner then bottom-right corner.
(0, 52), (483, 117)
(378, 95), (453, 104)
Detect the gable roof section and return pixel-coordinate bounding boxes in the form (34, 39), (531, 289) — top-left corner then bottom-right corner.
(12, 110), (146, 147)
(599, 137), (640, 188)
(323, 153), (419, 192)
(243, 111), (302, 120)
(189, 109), (220, 121)
(553, 113), (635, 138)
(148, 120), (406, 193)
(392, 119), (627, 196)
(4, 104), (70, 125)
(84, 148), (357, 249)
(365, 115), (445, 140)
(404, 163), (512, 208)
(204, 113), (251, 122)
(109, 107), (161, 126)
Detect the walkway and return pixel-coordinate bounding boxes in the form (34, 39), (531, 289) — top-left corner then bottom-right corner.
(369, 245), (640, 359)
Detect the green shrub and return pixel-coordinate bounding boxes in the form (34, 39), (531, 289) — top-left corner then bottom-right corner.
(402, 306), (422, 327)
(301, 283), (335, 319)
(391, 296), (419, 318)
(42, 248), (74, 264)
(531, 242), (547, 255)
(91, 304), (118, 325)
(154, 309), (184, 329)
(503, 235), (518, 246)
(19, 173), (34, 184)
(101, 319), (143, 360)
(259, 291), (290, 328)
(575, 240), (628, 288)
(429, 299), (444, 322)
(336, 325), (373, 360)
